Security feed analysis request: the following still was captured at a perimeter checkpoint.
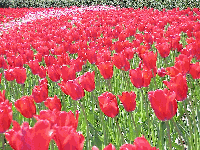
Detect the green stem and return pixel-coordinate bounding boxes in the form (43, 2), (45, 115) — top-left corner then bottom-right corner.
(1, 133), (4, 150)
(183, 100), (193, 150)
(114, 116), (125, 145)
(130, 111), (138, 137)
(79, 100), (90, 149)
(159, 121), (165, 150)
(166, 121), (172, 150)
(51, 140), (54, 150)
(171, 118), (184, 150)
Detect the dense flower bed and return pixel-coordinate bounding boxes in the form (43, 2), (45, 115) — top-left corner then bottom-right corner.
(0, 6), (199, 150)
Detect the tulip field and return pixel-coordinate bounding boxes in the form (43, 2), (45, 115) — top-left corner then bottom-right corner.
(0, 5), (200, 150)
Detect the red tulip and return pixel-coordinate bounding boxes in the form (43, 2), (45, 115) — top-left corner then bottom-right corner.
(163, 73), (188, 101)
(156, 42), (170, 58)
(53, 125), (84, 150)
(76, 71), (95, 92)
(134, 136), (159, 150)
(157, 67), (167, 77)
(4, 68), (15, 81)
(148, 88), (177, 121)
(112, 53), (130, 71)
(104, 143), (116, 150)
(61, 65), (76, 82)
(98, 92), (119, 118)
(28, 59), (40, 75)
(0, 73), (2, 84)
(15, 95), (36, 118)
(55, 110), (79, 130)
(5, 120), (54, 150)
(189, 62), (200, 79)
(47, 64), (61, 82)
(97, 61), (113, 79)
(32, 82), (48, 103)
(58, 80), (85, 100)
(120, 144), (135, 150)
(14, 67), (27, 84)
(129, 67), (151, 88)
(44, 95), (61, 111)
(38, 66), (46, 78)
(0, 90), (6, 103)
(0, 100), (12, 133)
(118, 91), (136, 112)
(141, 51), (157, 70)
(34, 110), (57, 128)
(92, 146), (99, 150)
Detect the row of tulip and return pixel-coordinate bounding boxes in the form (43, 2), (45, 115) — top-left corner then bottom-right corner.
(0, 6), (199, 149)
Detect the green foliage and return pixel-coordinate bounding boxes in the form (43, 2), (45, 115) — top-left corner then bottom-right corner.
(0, 0), (199, 10)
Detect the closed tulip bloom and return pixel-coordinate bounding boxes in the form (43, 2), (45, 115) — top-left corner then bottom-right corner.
(44, 95), (61, 111)
(76, 71), (95, 92)
(14, 67), (27, 84)
(141, 51), (157, 70)
(112, 53), (130, 71)
(58, 80), (85, 101)
(97, 61), (113, 79)
(15, 96), (36, 118)
(61, 65), (76, 82)
(0, 101), (12, 133)
(118, 91), (136, 112)
(4, 69), (15, 81)
(32, 83), (48, 103)
(148, 88), (177, 121)
(98, 92), (119, 118)
(163, 73), (188, 101)
(47, 65), (61, 82)
(5, 120), (54, 150)
(189, 62), (200, 79)
(129, 67), (151, 88)
(53, 125), (85, 150)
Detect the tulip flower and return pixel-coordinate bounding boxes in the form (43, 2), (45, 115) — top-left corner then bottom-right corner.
(58, 80), (85, 101)
(118, 91), (136, 112)
(103, 143), (116, 150)
(189, 62), (200, 79)
(14, 67), (27, 84)
(129, 67), (152, 88)
(148, 88), (177, 121)
(98, 92), (119, 118)
(0, 90), (6, 103)
(112, 53), (130, 71)
(44, 95), (61, 111)
(0, 101), (12, 133)
(120, 144), (135, 150)
(61, 65), (76, 82)
(133, 136), (159, 150)
(15, 95), (36, 118)
(97, 61), (113, 79)
(5, 120), (54, 150)
(28, 59), (40, 75)
(53, 125), (84, 150)
(163, 73), (188, 101)
(32, 82), (48, 103)
(47, 64), (61, 82)
(4, 68), (15, 81)
(76, 71), (95, 92)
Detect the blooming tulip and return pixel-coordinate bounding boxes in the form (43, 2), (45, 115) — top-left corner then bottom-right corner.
(98, 92), (119, 118)
(15, 95), (36, 118)
(148, 88), (177, 121)
(118, 91), (136, 112)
